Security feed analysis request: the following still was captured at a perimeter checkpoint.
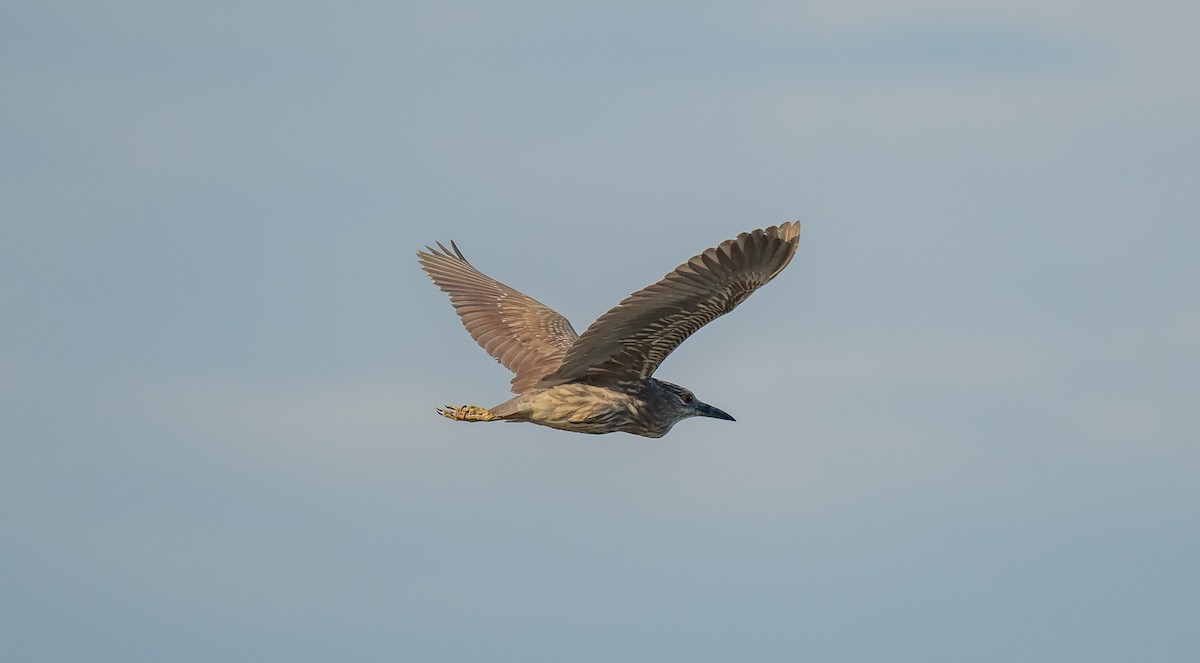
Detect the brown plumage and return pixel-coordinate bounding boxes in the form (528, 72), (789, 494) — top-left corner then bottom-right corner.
(418, 222), (802, 437)
(416, 240), (578, 393)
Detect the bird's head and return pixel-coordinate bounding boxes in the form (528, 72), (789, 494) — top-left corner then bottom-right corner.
(655, 380), (736, 428)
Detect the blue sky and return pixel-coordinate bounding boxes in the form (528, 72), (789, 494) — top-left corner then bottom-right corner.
(2, 1), (1198, 661)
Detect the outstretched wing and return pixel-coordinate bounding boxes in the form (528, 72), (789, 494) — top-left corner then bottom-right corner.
(418, 241), (578, 393)
(541, 222), (801, 385)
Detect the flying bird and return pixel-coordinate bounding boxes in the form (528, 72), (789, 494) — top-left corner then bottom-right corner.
(418, 222), (801, 437)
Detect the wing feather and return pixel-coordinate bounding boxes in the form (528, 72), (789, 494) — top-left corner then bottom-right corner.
(541, 222), (801, 385)
(418, 241), (578, 393)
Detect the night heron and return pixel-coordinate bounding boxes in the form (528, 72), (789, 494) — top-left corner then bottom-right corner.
(418, 222), (801, 437)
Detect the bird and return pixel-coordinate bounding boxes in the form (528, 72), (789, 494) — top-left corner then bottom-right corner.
(417, 222), (801, 438)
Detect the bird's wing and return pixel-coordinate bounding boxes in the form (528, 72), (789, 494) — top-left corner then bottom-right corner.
(418, 241), (579, 393)
(541, 222), (801, 385)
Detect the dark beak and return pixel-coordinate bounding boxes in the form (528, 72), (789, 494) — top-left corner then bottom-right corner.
(697, 402), (736, 422)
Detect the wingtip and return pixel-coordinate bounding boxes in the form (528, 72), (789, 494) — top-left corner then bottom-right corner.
(417, 241), (467, 273)
(423, 240), (468, 262)
(777, 220), (801, 242)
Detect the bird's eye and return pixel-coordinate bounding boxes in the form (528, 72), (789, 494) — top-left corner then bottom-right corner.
(681, 393), (694, 405)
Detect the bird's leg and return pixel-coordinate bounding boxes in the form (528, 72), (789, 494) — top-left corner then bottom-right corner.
(437, 404), (500, 422)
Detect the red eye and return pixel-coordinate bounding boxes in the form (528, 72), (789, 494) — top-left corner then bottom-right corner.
(681, 393), (694, 405)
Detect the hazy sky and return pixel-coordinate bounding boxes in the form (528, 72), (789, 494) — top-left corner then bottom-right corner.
(3, 1), (1198, 661)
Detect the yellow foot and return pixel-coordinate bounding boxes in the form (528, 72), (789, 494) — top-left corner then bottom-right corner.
(437, 404), (499, 422)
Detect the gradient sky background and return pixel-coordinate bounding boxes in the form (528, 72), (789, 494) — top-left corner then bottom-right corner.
(3, 1), (1198, 661)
